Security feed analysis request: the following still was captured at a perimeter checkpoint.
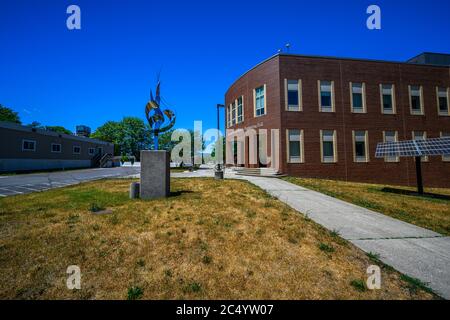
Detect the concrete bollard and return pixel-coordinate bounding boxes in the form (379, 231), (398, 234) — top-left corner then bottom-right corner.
(130, 182), (140, 199)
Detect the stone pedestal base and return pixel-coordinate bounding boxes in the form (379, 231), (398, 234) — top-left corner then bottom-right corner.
(140, 150), (170, 199)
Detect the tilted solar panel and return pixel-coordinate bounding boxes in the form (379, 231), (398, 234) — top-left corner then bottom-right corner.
(375, 137), (450, 158)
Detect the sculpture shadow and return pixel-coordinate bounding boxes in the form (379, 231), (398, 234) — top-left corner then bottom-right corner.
(381, 187), (450, 201)
(169, 190), (194, 198)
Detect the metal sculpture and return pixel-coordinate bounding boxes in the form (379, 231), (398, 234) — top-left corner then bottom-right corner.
(145, 80), (176, 150)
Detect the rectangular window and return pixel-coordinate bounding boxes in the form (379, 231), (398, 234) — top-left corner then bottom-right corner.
(88, 148), (95, 155)
(231, 101), (236, 125)
(350, 82), (365, 113)
(437, 87), (449, 116)
(22, 139), (36, 151)
(285, 79), (302, 111)
(287, 129), (303, 163)
(383, 131), (399, 162)
(254, 86), (265, 116)
(353, 130), (369, 162)
(380, 84), (395, 114)
(409, 85), (424, 115)
(412, 131), (428, 161)
(319, 81), (334, 112)
(237, 96), (243, 123)
(441, 132), (450, 162)
(321, 130), (337, 163)
(226, 105), (231, 128)
(51, 143), (62, 153)
(73, 146), (81, 154)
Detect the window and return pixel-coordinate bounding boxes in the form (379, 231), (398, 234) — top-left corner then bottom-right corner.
(237, 96), (244, 123)
(22, 139), (36, 151)
(51, 143), (62, 153)
(319, 81), (334, 112)
(231, 101), (236, 125)
(353, 131), (369, 162)
(285, 79), (302, 111)
(380, 84), (395, 114)
(88, 148), (95, 155)
(350, 82), (366, 113)
(437, 87), (449, 116)
(226, 105), (231, 128)
(412, 131), (428, 161)
(287, 129), (304, 163)
(320, 130), (337, 163)
(409, 85), (424, 115)
(441, 132), (450, 162)
(73, 146), (81, 154)
(383, 131), (399, 162)
(254, 86), (266, 117)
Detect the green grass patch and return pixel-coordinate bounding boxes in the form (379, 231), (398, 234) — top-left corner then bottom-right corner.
(318, 243), (335, 253)
(127, 286), (144, 300)
(350, 279), (366, 292)
(400, 274), (434, 295)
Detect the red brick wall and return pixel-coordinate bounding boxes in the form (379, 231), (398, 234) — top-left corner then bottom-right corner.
(225, 54), (450, 188)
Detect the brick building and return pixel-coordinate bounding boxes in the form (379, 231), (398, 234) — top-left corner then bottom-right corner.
(225, 53), (450, 187)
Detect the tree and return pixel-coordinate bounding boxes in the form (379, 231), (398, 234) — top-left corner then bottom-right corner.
(0, 105), (21, 124)
(121, 117), (147, 160)
(156, 129), (176, 152)
(91, 118), (149, 159)
(27, 121), (44, 129)
(45, 126), (72, 135)
(91, 121), (123, 155)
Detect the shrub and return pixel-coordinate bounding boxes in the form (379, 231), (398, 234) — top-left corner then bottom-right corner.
(127, 286), (144, 300)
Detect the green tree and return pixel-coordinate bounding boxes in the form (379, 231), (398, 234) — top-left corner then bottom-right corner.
(92, 118), (150, 159)
(156, 129), (176, 152)
(121, 117), (147, 160)
(27, 121), (44, 129)
(45, 126), (72, 135)
(0, 105), (21, 124)
(91, 121), (124, 155)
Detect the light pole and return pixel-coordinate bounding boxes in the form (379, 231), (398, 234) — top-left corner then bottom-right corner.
(215, 104), (225, 179)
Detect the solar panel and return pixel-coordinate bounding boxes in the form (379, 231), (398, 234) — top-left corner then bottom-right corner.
(375, 137), (450, 158)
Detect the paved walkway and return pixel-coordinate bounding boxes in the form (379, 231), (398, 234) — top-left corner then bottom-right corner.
(0, 166), (140, 197)
(240, 175), (450, 299)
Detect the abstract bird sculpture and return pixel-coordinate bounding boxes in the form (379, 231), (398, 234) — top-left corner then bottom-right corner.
(145, 80), (176, 150)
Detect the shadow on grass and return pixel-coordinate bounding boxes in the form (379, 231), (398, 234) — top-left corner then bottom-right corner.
(169, 190), (194, 197)
(381, 187), (450, 201)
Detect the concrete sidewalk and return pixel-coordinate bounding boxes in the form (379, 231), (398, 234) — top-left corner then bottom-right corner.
(241, 176), (450, 299)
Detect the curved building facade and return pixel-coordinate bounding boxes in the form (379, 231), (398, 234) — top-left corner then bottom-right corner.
(225, 53), (450, 187)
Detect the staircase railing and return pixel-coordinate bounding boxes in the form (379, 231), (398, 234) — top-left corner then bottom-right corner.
(99, 153), (113, 168)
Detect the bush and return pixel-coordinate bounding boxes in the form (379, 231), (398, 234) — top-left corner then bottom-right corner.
(120, 154), (129, 164)
(127, 286), (144, 300)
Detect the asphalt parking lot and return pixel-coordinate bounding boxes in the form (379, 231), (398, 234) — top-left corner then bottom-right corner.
(0, 166), (140, 197)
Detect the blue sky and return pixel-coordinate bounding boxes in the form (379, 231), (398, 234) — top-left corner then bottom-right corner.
(1, 0), (449, 132)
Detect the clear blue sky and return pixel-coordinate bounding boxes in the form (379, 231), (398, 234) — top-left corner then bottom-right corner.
(1, 0), (449, 132)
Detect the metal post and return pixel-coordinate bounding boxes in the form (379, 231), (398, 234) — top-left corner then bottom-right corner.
(215, 104), (225, 180)
(415, 156), (424, 195)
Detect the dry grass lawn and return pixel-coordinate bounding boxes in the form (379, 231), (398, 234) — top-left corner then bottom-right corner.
(0, 178), (438, 299)
(284, 177), (450, 236)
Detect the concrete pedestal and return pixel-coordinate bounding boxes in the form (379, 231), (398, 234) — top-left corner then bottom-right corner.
(140, 150), (170, 199)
